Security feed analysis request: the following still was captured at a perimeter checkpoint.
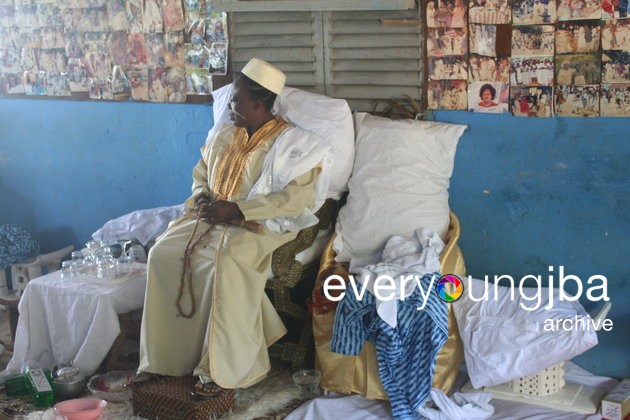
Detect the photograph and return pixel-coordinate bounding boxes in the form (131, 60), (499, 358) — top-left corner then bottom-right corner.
(108, 30), (130, 66)
(511, 85), (554, 117)
(19, 28), (41, 49)
(600, 83), (630, 116)
(65, 32), (85, 59)
(469, 24), (497, 57)
(84, 50), (111, 78)
(602, 0), (630, 18)
(14, 2), (36, 28)
(144, 33), (165, 67)
(67, 57), (89, 92)
(0, 72), (25, 95)
(469, 55), (510, 81)
(427, 79), (468, 109)
(555, 84), (600, 116)
(126, 0), (144, 33)
(0, 48), (23, 73)
(45, 71), (71, 96)
(513, 0), (556, 24)
(429, 56), (468, 80)
(143, 0), (163, 33)
(556, 53), (601, 85)
(164, 66), (187, 103)
(107, 0), (129, 31)
(41, 27), (65, 49)
(602, 19), (630, 50)
(148, 67), (168, 102)
(427, 0), (468, 28)
(427, 28), (468, 57)
(128, 33), (148, 66)
(557, 0), (601, 20)
(162, 0), (185, 31)
(111, 65), (131, 100)
(38, 48), (67, 73)
(80, 7), (108, 32)
(127, 66), (149, 101)
(0, 5), (14, 28)
(187, 17), (206, 44)
(602, 50), (630, 83)
(184, 43), (206, 68)
(127, 65), (149, 101)
(19, 47), (38, 72)
(163, 31), (184, 67)
(468, 81), (510, 113)
(88, 77), (113, 100)
(184, 0), (206, 11)
(512, 25), (555, 57)
(556, 22), (601, 53)
(469, 0), (512, 24)
(36, 3), (63, 27)
(186, 67), (212, 95)
(206, 12), (227, 44)
(511, 56), (554, 85)
(23, 70), (46, 95)
(207, 42), (228, 75)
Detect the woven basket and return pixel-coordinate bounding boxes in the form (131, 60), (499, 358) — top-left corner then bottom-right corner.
(131, 376), (235, 419)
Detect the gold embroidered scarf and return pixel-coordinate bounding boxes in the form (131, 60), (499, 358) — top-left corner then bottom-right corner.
(212, 117), (288, 200)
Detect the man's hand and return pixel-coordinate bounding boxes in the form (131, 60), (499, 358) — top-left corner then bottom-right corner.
(208, 201), (264, 232)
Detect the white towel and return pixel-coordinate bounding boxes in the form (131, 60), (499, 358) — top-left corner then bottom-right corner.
(355, 227), (444, 328)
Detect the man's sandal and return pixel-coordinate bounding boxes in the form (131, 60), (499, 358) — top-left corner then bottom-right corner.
(191, 379), (224, 399)
(126, 371), (162, 386)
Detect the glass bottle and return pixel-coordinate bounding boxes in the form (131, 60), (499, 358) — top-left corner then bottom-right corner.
(25, 368), (55, 407)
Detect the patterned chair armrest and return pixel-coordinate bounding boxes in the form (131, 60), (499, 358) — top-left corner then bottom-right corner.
(265, 199), (339, 369)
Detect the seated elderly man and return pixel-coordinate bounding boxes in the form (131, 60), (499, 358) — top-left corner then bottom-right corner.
(135, 58), (327, 398)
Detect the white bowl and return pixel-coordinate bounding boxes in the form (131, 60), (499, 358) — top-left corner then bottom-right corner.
(87, 370), (134, 402)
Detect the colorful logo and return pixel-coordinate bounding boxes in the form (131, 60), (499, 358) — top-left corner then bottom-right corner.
(436, 274), (464, 302)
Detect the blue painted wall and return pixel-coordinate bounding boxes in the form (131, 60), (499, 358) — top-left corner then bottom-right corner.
(0, 99), (628, 378)
(0, 98), (211, 251)
(434, 110), (628, 379)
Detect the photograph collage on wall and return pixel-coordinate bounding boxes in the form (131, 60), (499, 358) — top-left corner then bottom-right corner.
(0, 0), (228, 102)
(425, 0), (630, 117)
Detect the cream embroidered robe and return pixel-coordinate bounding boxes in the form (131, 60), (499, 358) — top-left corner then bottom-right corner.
(139, 117), (320, 388)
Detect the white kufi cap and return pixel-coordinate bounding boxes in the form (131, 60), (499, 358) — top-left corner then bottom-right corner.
(241, 58), (286, 95)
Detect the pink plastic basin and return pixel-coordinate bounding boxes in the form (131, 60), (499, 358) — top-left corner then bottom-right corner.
(53, 398), (107, 420)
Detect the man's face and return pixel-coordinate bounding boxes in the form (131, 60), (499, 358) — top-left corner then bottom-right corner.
(228, 79), (259, 128)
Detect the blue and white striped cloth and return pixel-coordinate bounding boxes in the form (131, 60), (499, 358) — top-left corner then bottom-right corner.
(330, 273), (448, 420)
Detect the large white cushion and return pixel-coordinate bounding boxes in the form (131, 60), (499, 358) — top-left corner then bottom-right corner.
(208, 84), (354, 200)
(453, 277), (598, 388)
(333, 112), (466, 270)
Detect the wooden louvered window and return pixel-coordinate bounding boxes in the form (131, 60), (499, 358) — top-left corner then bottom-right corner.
(223, 2), (424, 112)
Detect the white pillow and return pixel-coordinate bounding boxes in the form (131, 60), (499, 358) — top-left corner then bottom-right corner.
(453, 277), (598, 388)
(333, 112), (466, 270)
(208, 84), (354, 200)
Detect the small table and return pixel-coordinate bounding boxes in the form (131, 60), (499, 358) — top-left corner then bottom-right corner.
(2, 265), (147, 377)
(0, 292), (20, 350)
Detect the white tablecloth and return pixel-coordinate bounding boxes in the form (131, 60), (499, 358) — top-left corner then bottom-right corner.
(2, 265), (147, 377)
